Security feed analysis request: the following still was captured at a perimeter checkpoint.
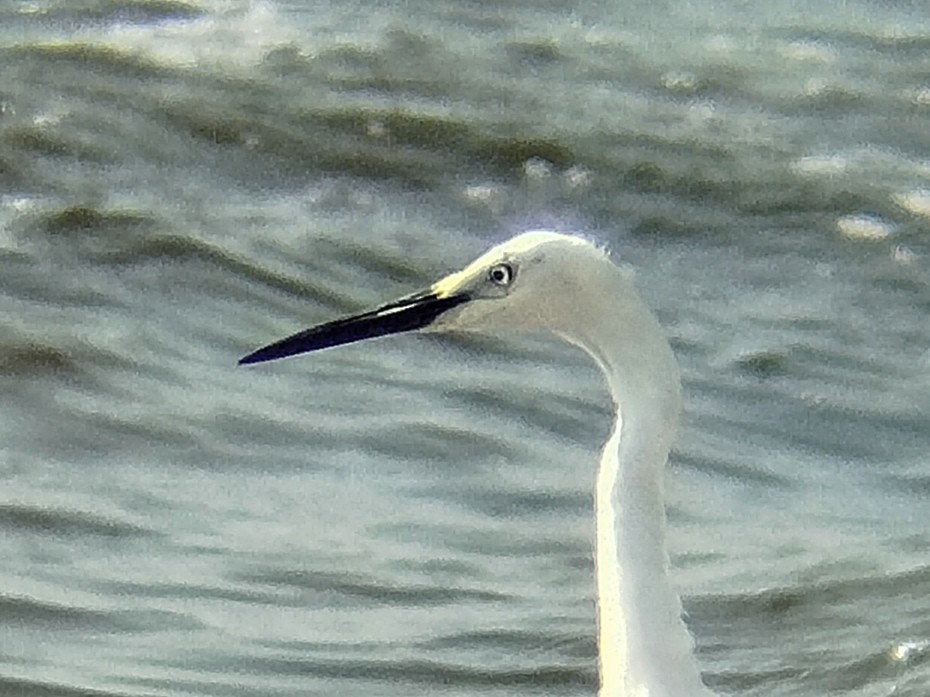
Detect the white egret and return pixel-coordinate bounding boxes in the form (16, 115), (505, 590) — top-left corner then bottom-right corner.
(241, 231), (713, 697)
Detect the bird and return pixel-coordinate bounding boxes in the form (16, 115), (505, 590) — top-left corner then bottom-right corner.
(240, 231), (713, 697)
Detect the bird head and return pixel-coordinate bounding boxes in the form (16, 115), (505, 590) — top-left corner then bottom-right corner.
(238, 231), (612, 365)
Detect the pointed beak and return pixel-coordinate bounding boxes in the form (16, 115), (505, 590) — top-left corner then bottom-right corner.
(238, 289), (471, 365)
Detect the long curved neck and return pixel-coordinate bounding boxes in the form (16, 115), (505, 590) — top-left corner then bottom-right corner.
(568, 271), (710, 697)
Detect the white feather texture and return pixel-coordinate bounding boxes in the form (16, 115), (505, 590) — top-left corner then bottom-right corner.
(432, 232), (713, 696)
(243, 230), (714, 696)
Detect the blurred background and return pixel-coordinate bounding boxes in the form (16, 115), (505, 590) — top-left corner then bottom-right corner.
(1, 0), (930, 695)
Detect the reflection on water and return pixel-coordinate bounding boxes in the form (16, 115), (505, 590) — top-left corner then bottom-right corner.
(1, 0), (930, 695)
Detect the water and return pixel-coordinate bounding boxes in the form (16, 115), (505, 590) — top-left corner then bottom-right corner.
(2, 0), (930, 695)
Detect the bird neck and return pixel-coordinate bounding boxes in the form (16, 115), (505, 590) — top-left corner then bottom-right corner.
(572, 281), (709, 697)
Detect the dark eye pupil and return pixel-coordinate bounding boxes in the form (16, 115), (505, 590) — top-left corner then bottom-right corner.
(490, 264), (513, 285)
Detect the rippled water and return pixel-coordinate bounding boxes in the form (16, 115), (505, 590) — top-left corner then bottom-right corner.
(2, 1), (930, 695)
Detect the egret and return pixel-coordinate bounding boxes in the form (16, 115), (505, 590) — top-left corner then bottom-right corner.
(240, 231), (713, 697)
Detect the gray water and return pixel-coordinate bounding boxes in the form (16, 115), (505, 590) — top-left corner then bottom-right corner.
(2, 0), (930, 695)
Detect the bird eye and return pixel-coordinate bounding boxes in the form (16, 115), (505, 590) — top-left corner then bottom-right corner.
(488, 263), (515, 287)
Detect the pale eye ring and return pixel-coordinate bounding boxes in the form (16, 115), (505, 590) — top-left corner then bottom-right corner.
(488, 263), (515, 286)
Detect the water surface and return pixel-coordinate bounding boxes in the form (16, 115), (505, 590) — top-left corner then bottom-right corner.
(2, 1), (930, 695)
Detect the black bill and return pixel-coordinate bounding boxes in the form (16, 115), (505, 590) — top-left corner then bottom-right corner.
(239, 290), (470, 365)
